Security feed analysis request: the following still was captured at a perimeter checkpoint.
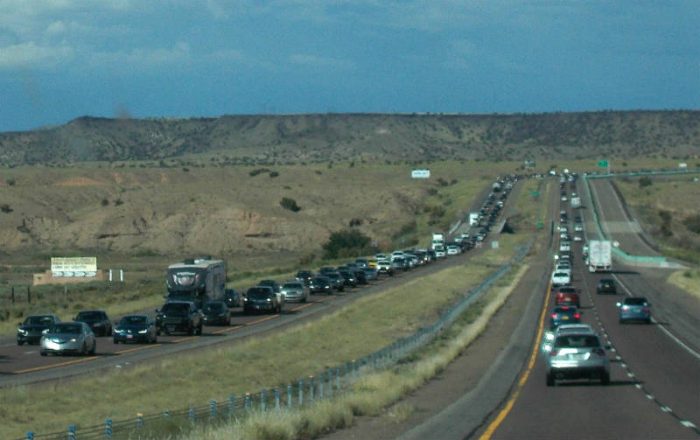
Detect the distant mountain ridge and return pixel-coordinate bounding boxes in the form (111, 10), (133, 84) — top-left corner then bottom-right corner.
(1, 111), (699, 165)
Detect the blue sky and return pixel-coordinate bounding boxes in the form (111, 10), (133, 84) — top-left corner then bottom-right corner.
(1, 0), (698, 132)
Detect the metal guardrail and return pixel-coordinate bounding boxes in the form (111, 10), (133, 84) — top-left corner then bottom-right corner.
(21, 241), (533, 440)
(582, 169), (694, 267)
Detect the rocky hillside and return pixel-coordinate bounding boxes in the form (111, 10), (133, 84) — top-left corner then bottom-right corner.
(1, 111), (699, 166)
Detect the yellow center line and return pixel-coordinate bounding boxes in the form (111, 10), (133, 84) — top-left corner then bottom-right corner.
(479, 280), (551, 440)
(15, 356), (98, 374)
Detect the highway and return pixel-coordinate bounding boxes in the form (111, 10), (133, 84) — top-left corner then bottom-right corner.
(477, 175), (700, 440)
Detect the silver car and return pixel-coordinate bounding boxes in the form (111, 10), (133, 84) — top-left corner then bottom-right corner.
(546, 332), (610, 386)
(280, 281), (308, 303)
(40, 321), (96, 356)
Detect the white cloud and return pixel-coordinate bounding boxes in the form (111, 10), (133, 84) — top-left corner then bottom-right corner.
(289, 53), (353, 69)
(89, 42), (192, 70)
(0, 41), (75, 69)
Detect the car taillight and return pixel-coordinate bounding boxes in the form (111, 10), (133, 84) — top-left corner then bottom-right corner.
(551, 313), (557, 319)
(643, 307), (650, 313)
(574, 313), (581, 319)
(622, 305), (629, 310)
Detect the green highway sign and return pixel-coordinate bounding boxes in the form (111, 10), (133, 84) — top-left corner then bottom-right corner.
(598, 160), (609, 168)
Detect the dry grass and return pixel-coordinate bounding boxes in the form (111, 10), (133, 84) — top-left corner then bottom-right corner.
(181, 261), (530, 440)
(667, 269), (700, 301)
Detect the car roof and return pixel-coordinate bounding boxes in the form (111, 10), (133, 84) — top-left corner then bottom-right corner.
(556, 324), (594, 334)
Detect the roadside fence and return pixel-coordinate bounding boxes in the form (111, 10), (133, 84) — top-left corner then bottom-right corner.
(22, 241), (532, 440)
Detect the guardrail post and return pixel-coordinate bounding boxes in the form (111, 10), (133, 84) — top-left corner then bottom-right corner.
(260, 390), (267, 412)
(287, 384), (293, 408)
(188, 406), (196, 423)
(228, 395), (236, 418)
(298, 380), (304, 406)
(244, 393), (252, 412)
(335, 367), (340, 392)
(209, 400), (217, 418)
(104, 418), (113, 439)
(308, 376), (315, 402)
(274, 388), (280, 411)
(136, 413), (144, 429)
(319, 373), (324, 399)
(67, 424), (76, 440)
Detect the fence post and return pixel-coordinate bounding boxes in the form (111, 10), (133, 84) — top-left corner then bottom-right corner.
(210, 400), (217, 418)
(287, 384), (293, 408)
(309, 376), (315, 402)
(188, 406), (196, 423)
(274, 388), (280, 411)
(104, 418), (113, 439)
(319, 373), (324, 399)
(67, 424), (76, 440)
(228, 394), (236, 418)
(298, 379), (304, 406)
(244, 393), (252, 412)
(260, 390), (267, 412)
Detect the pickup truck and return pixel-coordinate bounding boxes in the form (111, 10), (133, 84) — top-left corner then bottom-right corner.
(156, 301), (203, 336)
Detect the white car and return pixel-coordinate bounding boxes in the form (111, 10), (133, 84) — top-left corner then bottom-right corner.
(446, 245), (461, 255)
(574, 223), (584, 232)
(559, 241), (571, 252)
(573, 235), (583, 242)
(551, 271), (571, 287)
(434, 246), (447, 258)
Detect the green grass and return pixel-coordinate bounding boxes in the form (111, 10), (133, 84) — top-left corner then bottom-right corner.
(0, 241), (525, 439)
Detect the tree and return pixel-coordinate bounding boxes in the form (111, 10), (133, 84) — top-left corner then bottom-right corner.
(323, 229), (373, 259)
(280, 197), (301, 212)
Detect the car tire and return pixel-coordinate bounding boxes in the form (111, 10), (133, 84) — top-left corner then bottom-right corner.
(40, 351), (47, 356)
(152, 334), (158, 344)
(601, 372), (610, 385)
(81, 342), (87, 356)
(89, 341), (96, 355)
(546, 374), (555, 387)
(198, 324), (203, 335)
(646, 318), (652, 324)
(113, 339), (119, 344)
(17, 340), (24, 346)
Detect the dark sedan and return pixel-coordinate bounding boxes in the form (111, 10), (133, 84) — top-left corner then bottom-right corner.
(74, 310), (112, 336)
(17, 314), (60, 345)
(309, 276), (333, 295)
(596, 278), (617, 295)
(549, 306), (581, 330)
(202, 300), (232, 326)
(113, 315), (157, 344)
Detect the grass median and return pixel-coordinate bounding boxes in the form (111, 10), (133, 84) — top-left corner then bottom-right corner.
(185, 253), (530, 440)
(1, 234), (528, 439)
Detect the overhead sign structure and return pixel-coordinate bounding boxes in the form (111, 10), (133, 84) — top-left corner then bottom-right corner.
(51, 257), (97, 277)
(411, 169), (431, 179)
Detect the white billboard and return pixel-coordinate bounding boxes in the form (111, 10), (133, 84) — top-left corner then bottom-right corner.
(51, 257), (97, 277)
(411, 169), (431, 179)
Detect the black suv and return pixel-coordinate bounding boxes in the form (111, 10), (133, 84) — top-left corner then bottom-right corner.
(17, 314), (60, 345)
(224, 288), (241, 308)
(244, 286), (282, 314)
(596, 278), (617, 295)
(74, 310), (113, 336)
(156, 301), (203, 335)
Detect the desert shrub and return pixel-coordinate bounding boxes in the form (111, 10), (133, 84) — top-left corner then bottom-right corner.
(323, 229), (373, 259)
(1, 204), (13, 213)
(101, 198), (109, 207)
(348, 218), (363, 227)
(6, 178), (16, 186)
(658, 209), (673, 237)
(639, 176), (653, 188)
(250, 168), (270, 177)
(683, 214), (700, 234)
(114, 198), (124, 206)
(280, 197), (301, 212)
(269, 171), (279, 178)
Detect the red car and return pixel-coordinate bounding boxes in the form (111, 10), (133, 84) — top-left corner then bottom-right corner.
(554, 286), (580, 308)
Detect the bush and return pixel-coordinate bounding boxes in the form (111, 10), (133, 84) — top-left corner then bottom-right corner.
(683, 214), (700, 234)
(0, 204), (12, 213)
(323, 229), (373, 259)
(6, 178), (16, 186)
(639, 176), (653, 188)
(101, 198), (109, 207)
(280, 197), (301, 212)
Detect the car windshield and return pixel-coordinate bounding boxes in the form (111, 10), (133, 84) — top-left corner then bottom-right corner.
(25, 316), (54, 326)
(247, 289), (272, 300)
(554, 335), (600, 348)
(161, 303), (190, 315)
(204, 302), (224, 312)
(557, 288), (576, 294)
(283, 283), (302, 289)
(50, 323), (82, 334)
(120, 316), (147, 325)
(625, 298), (647, 305)
(76, 311), (103, 320)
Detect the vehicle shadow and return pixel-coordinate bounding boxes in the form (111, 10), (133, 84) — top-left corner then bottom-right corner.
(611, 270), (640, 275)
(556, 379), (642, 387)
